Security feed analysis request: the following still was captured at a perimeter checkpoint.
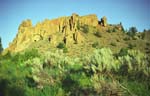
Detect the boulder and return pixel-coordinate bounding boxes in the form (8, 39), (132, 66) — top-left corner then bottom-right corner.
(101, 16), (107, 27)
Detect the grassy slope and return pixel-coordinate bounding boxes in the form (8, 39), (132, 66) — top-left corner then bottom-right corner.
(1, 24), (149, 96)
(26, 24), (150, 57)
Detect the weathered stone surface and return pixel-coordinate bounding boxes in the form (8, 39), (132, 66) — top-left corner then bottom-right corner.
(70, 13), (79, 31)
(6, 14), (99, 52)
(100, 16), (107, 27)
(19, 19), (32, 28)
(80, 14), (98, 27)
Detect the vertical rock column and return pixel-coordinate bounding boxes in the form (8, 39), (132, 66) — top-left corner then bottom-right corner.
(101, 16), (107, 27)
(70, 13), (79, 44)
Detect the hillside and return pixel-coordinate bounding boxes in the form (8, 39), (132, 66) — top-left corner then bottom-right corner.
(0, 14), (150, 96)
(4, 13), (150, 57)
(6, 13), (98, 53)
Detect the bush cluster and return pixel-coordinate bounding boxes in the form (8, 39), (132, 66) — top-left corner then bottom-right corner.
(57, 42), (68, 53)
(92, 42), (99, 48)
(107, 27), (117, 33)
(81, 24), (96, 34)
(0, 48), (149, 96)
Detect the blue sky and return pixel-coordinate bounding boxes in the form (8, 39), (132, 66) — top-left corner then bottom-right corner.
(0, 0), (150, 48)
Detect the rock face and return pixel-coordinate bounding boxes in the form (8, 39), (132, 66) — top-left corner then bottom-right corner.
(7, 13), (99, 52)
(100, 16), (107, 27)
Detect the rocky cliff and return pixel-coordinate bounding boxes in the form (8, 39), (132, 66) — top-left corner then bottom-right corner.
(7, 13), (101, 52)
(4, 13), (148, 56)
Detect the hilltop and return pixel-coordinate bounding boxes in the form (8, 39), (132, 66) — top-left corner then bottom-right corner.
(4, 13), (150, 57)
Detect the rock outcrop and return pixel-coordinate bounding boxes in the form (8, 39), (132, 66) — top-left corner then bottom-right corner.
(7, 13), (99, 52)
(100, 16), (107, 27)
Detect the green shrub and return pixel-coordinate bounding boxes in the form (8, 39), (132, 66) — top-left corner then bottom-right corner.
(127, 50), (148, 72)
(57, 42), (66, 49)
(123, 37), (130, 41)
(118, 50), (150, 79)
(91, 74), (104, 93)
(82, 25), (89, 33)
(84, 48), (120, 74)
(127, 32), (134, 37)
(92, 42), (99, 48)
(91, 74), (123, 95)
(125, 81), (150, 96)
(81, 25), (96, 34)
(0, 78), (26, 96)
(127, 26), (138, 37)
(112, 28), (117, 32)
(62, 74), (78, 94)
(94, 31), (102, 37)
(141, 32), (145, 39)
(22, 57), (43, 83)
(57, 42), (68, 53)
(0, 51), (11, 60)
(43, 51), (81, 72)
(10, 49), (40, 64)
(40, 85), (61, 96)
(78, 73), (91, 86)
(106, 27), (117, 33)
(110, 42), (116, 46)
(24, 49), (39, 58)
(128, 27), (137, 33)
(118, 48), (128, 56)
(0, 37), (3, 54)
(128, 43), (136, 49)
(0, 45), (149, 95)
(63, 47), (68, 53)
(146, 42), (150, 46)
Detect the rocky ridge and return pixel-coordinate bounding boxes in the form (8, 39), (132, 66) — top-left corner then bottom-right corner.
(7, 13), (107, 52)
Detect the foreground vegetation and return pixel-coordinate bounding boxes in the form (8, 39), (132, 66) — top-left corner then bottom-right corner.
(0, 47), (150, 96)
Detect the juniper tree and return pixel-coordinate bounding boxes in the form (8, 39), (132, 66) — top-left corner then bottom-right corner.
(0, 37), (3, 53)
